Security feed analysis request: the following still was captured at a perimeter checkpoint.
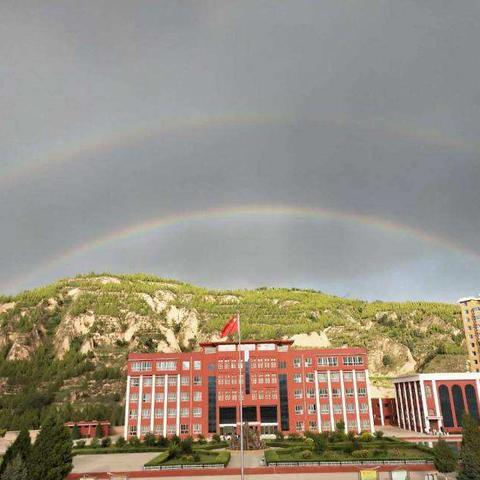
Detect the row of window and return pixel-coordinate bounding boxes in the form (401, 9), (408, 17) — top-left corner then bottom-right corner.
(217, 389), (279, 401)
(128, 423), (202, 436)
(294, 402), (369, 415)
(293, 356), (364, 368)
(130, 391), (202, 403)
(294, 387), (367, 398)
(295, 419), (370, 432)
(129, 407), (202, 419)
(131, 360), (202, 372)
(293, 371), (366, 383)
(130, 375), (202, 387)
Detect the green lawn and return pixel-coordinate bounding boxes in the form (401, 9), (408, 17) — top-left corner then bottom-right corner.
(145, 450), (230, 467)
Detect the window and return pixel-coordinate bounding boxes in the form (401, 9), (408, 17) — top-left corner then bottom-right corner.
(155, 393), (164, 402)
(361, 419), (370, 429)
(278, 360), (287, 368)
(156, 376), (165, 387)
(333, 404), (342, 413)
(132, 361), (152, 372)
(343, 356), (363, 366)
(141, 425), (150, 434)
(181, 392), (189, 401)
(156, 360), (177, 370)
(293, 374), (302, 383)
(345, 388), (354, 397)
(317, 373), (327, 382)
(193, 376), (202, 386)
(167, 424), (176, 434)
(181, 424), (189, 434)
(307, 404), (316, 414)
(167, 392), (176, 402)
(129, 409), (137, 419)
(356, 372), (366, 381)
(182, 361), (190, 370)
(320, 404), (329, 414)
(142, 393), (151, 403)
(144, 377), (152, 386)
(154, 425), (162, 434)
(129, 426), (137, 436)
(181, 376), (190, 386)
(317, 356), (338, 366)
(309, 420), (317, 431)
(319, 388), (328, 398)
(131, 378), (140, 387)
(168, 376), (177, 386)
(358, 388), (367, 397)
(347, 420), (356, 430)
(305, 357), (312, 367)
(332, 388), (341, 398)
(323, 420), (331, 430)
(142, 409), (150, 418)
(168, 408), (176, 417)
(425, 385), (432, 398)
(359, 403), (368, 413)
(306, 388), (315, 398)
(343, 372), (353, 381)
(346, 403), (354, 413)
(130, 393), (138, 402)
(296, 421), (304, 432)
(193, 424), (202, 434)
(193, 407), (202, 417)
(194, 391), (202, 401)
(194, 360), (201, 370)
(330, 372), (340, 381)
(293, 357), (301, 368)
(295, 405), (304, 415)
(305, 373), (314, 383)
(155, 409), (163, 418)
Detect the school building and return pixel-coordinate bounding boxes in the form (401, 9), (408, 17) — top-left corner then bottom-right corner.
(124, 339), (375, 439)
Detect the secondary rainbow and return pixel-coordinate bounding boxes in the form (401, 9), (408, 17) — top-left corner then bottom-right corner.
(8, 204), (480, 292)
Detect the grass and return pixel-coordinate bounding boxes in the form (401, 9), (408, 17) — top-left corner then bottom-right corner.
(145, 450), (230, 467)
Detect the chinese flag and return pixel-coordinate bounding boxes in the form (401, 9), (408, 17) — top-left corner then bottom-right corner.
(220, 315), (238, 337)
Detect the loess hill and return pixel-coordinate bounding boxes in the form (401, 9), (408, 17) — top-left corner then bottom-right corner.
(0, 273), (466, 430)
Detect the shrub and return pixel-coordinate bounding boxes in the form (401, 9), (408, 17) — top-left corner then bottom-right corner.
(374, 430), (384, 439)
(313, 434), (327, 454)
(343, 442), (354, 454)
(90, 438), (100, 448)
(75, 440), (86, 449)
(156, 435), (169, 447)
(359, 432), (373, 442)
(101, 437), (111, 448)
(71, 424), (81, 440)
(197, 434), (206, 444)
(304, 437), (314, 445)
(347, 431), (356, 441)
(193, 452), (200, 462)
(275, 430), (284, 441)
(143, 432), (156, 447)
(94, 423), (103, 438)
(432, 439), (457, 473)
(128, 436), (141, 447)
(351, 449), (370, 459)
(115, 437), (126, 448)
(212, 433), (221, 443)
(180, 436), (193, 454)
(301, 450), (312, 459)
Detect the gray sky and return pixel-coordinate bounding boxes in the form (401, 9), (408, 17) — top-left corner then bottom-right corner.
(1, 1), (480, 301)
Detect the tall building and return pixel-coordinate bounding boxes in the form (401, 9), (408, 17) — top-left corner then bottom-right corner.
(124, 339), (375, 439)
(393, 373), (480, 434)
(458, 296), (480, 372)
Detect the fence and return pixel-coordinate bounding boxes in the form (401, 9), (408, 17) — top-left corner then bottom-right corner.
(267, 459), (431, 467)
(144, 463), (226, 471)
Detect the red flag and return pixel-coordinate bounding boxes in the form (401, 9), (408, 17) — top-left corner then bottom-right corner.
(220, 315), (238, 337)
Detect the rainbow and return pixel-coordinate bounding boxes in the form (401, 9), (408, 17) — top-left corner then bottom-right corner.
(7, 204), (480, 292)
(0, 112), (284, 186)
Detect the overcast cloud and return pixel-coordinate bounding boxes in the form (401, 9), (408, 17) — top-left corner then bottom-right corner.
(1, 1), (480, 301)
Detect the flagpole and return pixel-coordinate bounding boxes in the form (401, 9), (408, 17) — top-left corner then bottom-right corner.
(237, 312), (244, 480)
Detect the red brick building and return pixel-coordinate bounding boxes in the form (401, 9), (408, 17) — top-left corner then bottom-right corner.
(65, 420), (110, 438)
(124, 339), (375, 439)
(393, 373), (480, 434)
(371, 398), (397, 427)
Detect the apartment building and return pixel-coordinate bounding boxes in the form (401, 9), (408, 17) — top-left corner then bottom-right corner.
(124, 339), (375, 439)
(458, 297), (480, 372)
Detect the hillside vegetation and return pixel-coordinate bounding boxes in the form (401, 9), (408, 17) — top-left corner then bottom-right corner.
(0, 273), (466, 430)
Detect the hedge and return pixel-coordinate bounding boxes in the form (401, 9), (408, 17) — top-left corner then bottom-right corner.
(73, 446), (168, 456)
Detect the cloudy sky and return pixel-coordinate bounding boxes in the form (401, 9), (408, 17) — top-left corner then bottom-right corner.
(1, 1), (480, 301)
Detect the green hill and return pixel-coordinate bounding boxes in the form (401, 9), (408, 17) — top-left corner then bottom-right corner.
(0, 273), (466, 430)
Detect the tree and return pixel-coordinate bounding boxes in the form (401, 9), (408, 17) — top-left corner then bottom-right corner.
(28, 415), (73, 480)
(458, 414), (480, 480)
(71, 424), (81, 440)
(0, 428), (31, 477)
(94, 422), (103, 438)
(0, 455), (28, 480)
(433, 438), (457, 473)
(313, 433), (327, 454)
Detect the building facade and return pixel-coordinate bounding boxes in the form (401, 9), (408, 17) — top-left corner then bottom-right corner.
(393, 373), (480, 434)
(371, 398), (397, 427)
(458, 297), (480, 372)
(124, 340), (375, 439)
